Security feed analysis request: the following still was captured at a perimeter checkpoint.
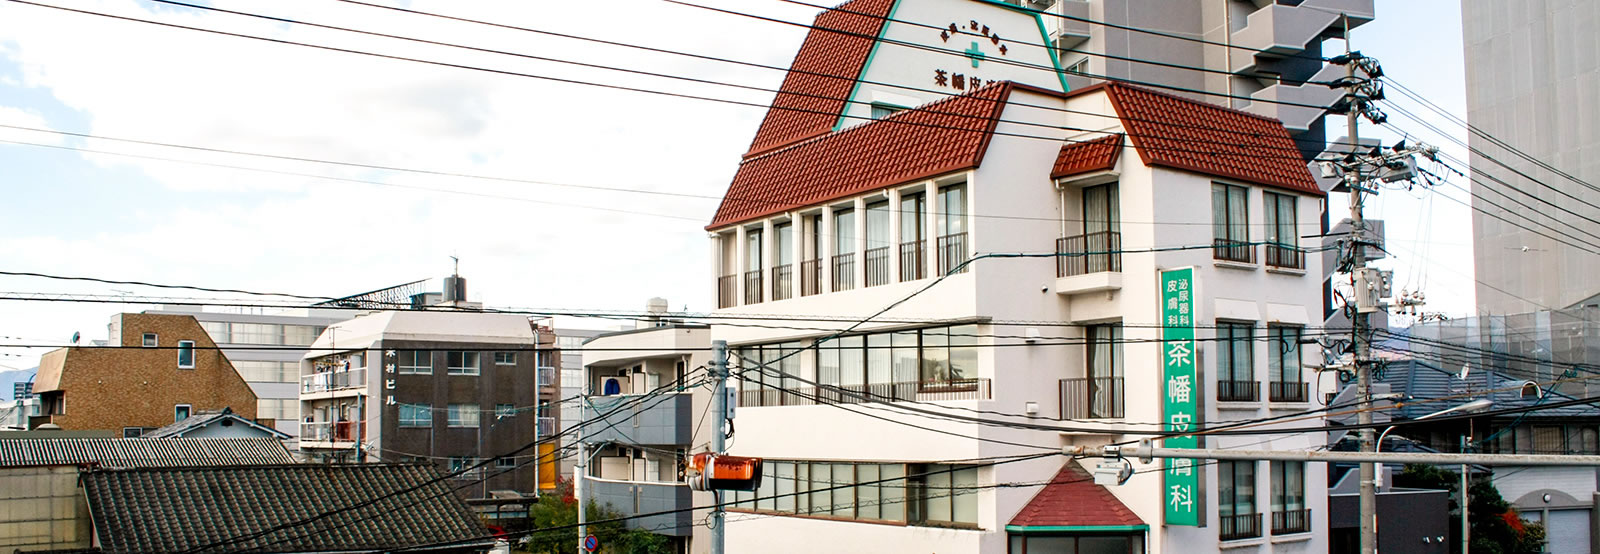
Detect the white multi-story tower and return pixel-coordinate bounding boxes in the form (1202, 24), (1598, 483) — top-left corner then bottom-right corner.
(704, 1), (1330, 552)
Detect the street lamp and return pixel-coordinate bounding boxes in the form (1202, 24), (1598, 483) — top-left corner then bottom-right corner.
(1375, 398), (1493, 554)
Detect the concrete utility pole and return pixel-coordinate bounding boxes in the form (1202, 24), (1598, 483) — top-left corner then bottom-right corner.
(575, 396), (587, 554)
(1072, 443), (1600, 467)
(709, 340), (729, 554)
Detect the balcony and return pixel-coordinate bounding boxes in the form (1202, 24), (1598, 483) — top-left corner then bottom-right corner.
(538, 366), (556, 387)
(1056, 232), (1121, 277)
(1048, 0), (1091, 50)
(301, 420), (363, 444)
(717, 274), (737, 309)
(739, 379), (990, 407)
(773, 263), (794, 301)
(937, 233), (968, 275)
(1229, 0), (1371, 73)
(582, 392), (692, 445)
(537, 416), (556, 437)
(301, 369), (366, 394)
(1271, 508), (1311, 534)
(586, 477), (693, 537)
(899, 240), (925, 281)
(1213, 239), (1256, 264)
(1217, 380), (1261, 402)
(743, 270), (763, 305)
(1220, 513), (1263, 541)
(1269, 381), (1308, 403)
(1059, 377), (1124, 420)
(1242, 63), (1348, 132)
(864, 246), (891, 287)
(1265, 244), (1305, 270)
(831, 253), (855, 291)
(800, 259), (821, 296)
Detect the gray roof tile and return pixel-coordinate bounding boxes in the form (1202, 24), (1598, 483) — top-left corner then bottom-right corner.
(0, 437), (295, 468)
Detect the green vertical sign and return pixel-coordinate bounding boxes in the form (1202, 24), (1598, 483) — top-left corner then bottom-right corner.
(1160, 267), (1199, 526)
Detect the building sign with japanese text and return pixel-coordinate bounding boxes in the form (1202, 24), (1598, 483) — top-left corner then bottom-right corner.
(1161, 267), (1200, 527)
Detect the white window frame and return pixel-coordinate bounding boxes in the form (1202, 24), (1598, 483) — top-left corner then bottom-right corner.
(174, 404), (192, 422)
(447, 351), (480, 375)
(494, 352), (516, 366)
(142, 333), (158, 347)
(447, 404), (480, 428)
(399, 403), (432, 428)
(397, 351), (431, 375)
(177, 340), (196, 369)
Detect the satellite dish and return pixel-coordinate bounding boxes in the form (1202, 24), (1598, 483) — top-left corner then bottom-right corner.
(71, 332), (80, 345)
(1458, 364), (1470, 381)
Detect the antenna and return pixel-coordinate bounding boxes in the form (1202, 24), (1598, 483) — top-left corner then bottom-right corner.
(449, 255), (460, 276)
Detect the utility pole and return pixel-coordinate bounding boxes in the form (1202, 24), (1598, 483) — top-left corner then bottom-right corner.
(1343, 20), (1379, 553)
(709, 340), (729, 554)
(575, 392), (587, 554)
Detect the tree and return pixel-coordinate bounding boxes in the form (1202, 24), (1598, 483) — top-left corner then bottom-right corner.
(522, 478), (673, 554)
(1393, 465), (1545, 554)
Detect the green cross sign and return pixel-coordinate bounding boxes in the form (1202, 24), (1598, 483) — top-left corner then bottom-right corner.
(964, 41), (986, 68)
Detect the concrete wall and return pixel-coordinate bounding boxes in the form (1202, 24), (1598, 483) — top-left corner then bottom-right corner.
(0, 466), (91, 552)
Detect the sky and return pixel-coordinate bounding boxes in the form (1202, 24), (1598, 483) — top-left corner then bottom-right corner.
(0, 0), (1477, 373)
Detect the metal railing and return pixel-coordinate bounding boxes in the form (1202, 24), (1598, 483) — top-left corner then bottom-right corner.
(717, 274), (737, 308)
(1271, 508), (1311, 534)
(800, 259), (821, 296)
(301, 369), (366, 393)
(937, 232), (968, 275)
(831, 253), (856, 291)
(536, 416), (556, 437)
(1059, 377), (1124, 419)
(538, 367), (556, 387)
(899, 240), (925, 281)
(864, 247), (891, 287)
(744, 270), (763, 305)
(739, 378), (990, 407)
(1269, 381), (1307, 403)
(772, 263), (793, 301)
(1056, 231), (1122, 277)
(1217, 379), (1260, 402)
(1214, 238), (1256, 263)
(301, 420), (363, 443)
(1265, 244), (1305, 269)
(1220, 513), (1262, 540)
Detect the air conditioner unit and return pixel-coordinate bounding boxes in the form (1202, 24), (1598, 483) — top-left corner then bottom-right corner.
(1027, 0), (1056, 8)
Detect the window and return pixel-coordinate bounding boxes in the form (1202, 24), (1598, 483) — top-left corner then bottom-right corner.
(283, 325), (321, 347)
(122, 427), (144, 438)
(234, 361), (296, 383)
(177, 340), (196, 369)
(1217, 322), (1257, 402)
(1212, 183), (1252, 262)
(870, 103), (903, 120)
(495, 403), (515, 418)
(447, 404), (480, 428)
(174, 404), (192, 422)
(1079, 183), (1122, 274)
(730, 460), (917, 525)
(496, 457), (516, 469)
(398, 351), (432, 374)
(1264, 191), (1302, 268)
(937, 184), (968, 274)
(900, 191), (927, 282)
(1008, 534), (1144, 554)
(743, 325), (981, 408)
(400, 403), (432, 427)
(774, 221), (794, 300)
(494, 352), (516, 366)
(832, 208), (856, 291)
(446, 351), (480, 375)
(142, 333), (158, 347)
(448, 456), (482, 479)
(257, 399), (298, 420)
(1218, 460), (1260, 540)
(1270, 461), (1309, 533)
(1084, 324), (1124, 419)
(1268, 326), (1305, 402)
(1065, 57), (1089, 75)
(199, 321), (228, 343)
(909, 464), (979, 528)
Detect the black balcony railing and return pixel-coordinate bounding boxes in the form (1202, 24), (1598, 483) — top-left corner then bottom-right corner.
(801, 259), (821, 296)
(1220, 513), (1263, 541)
(832, 253), (856, 292)
(1214, 238), (1256, 264)
(1217, 379), (1260, 402)
(899, 240), (926, 281)
(865, 246), (891, 287)
(1271, 509), (1311, 534)
(1269, 381), (1308, 403)
(717, 275), (737, 309)
(1266, 244), (1305, 269)
(738, 378), (990, 407)
(1056, 231), (1122, 277)
(773, 264), (793, 301)
(1059, 377), (1124, 419)
(937, 233), (968, 275)
(744, 270), (763, 305)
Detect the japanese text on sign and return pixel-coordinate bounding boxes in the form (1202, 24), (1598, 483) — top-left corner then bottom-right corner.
(1161, 267), (1200, 527)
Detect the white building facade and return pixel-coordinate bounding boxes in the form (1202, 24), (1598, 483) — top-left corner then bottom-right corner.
(703, 2), (1331, 551)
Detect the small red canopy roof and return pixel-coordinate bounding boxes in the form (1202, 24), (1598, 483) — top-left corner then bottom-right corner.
(1051, 134), (1124, 179)
(1007, 461), (1146, 530)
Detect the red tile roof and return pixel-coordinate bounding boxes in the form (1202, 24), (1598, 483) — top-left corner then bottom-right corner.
(709, 82), (1012, 230)
(1090, 82), (1321, 195)
(1007, 461), (1146, 529)
(1051, 134), (1124, 179)
(743, 0), (894, 158)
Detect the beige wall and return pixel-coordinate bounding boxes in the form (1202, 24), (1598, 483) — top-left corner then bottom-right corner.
(0, 466), (91, 552)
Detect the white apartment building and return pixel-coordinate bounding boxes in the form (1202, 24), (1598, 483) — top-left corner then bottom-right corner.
(702, 1), (1329, 551)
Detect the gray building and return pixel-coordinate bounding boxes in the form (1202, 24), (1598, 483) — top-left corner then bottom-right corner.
(1461, 0), (1600, 315)
(555, 326), (604, 484)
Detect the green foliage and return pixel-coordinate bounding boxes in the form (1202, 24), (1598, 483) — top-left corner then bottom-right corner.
(1394, 465), (1546, 554)
(521, 479), (673, 554)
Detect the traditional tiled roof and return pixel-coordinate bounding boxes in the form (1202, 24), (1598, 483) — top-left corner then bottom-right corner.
(710, 82), (1012, 229)
(1006, 461), (1146, 530)
(0, 437), (295, 468)
(743, 0), (895, 158)
(1051, 134), (1124, 179)
(1092, 82), (1321, 195)
(141, 407), (290, 439)
(81, 464), (492, 554)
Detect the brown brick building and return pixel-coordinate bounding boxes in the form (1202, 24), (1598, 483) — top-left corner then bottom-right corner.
(31, 313), (259, 434)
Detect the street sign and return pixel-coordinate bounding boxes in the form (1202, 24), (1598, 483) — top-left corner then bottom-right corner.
(583, 534), (598, 552)
(1160, 267), (1199, 527)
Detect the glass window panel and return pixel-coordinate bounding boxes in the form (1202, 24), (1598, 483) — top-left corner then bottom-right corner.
(283, 325), (319, 346)
(891, 331), (920, 383)
(1079, 536), (1130, 554)
(867, 201), (891, 249)
(952, 467), (978, 524)
(833, 463), (855, 517)
(794, 462), (810, 514)
(1219, 461), (1237, 517)
(810, 463), (831, 515)
(775, 462), (796, 513)
(757, 460), (776, 511)
(901, 193), (926, 242)
(857, 464), (880, 520)
(400, 403), (431, 427)
(746, 229), (763, 272)
(948, 325), (979, 381)
(834, 210), (856, 255)
(927, 467), (952, 523)
(938, 184), (967, 236)
(840, 336), (865, 388)
(1228, 185), (1248, 242)
(881, 464), (906, 521)
(177, 341), (195, 368)
(921, 329), (949, 382)
(1028, 537), (1076, 553)
(447, 404), (479, 428)
(1212, 183), (1228, 242)
(775, 222), (793, 263)
(200, 321), (229, 344)
(867, 334), (892, 387)
(762, 346), (782, 402)
(818, 339), (841, 387)
(1009, 535), (1026, 554)
(399, 351), (432, 374)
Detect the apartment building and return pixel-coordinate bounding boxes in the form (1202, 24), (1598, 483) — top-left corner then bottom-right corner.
(557, 326), (606, 483)
(703, 2), (1328, 551)
(580, 322), (714, 553)
(297, 310), (557, 502)
(30, 313), (259, 434)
